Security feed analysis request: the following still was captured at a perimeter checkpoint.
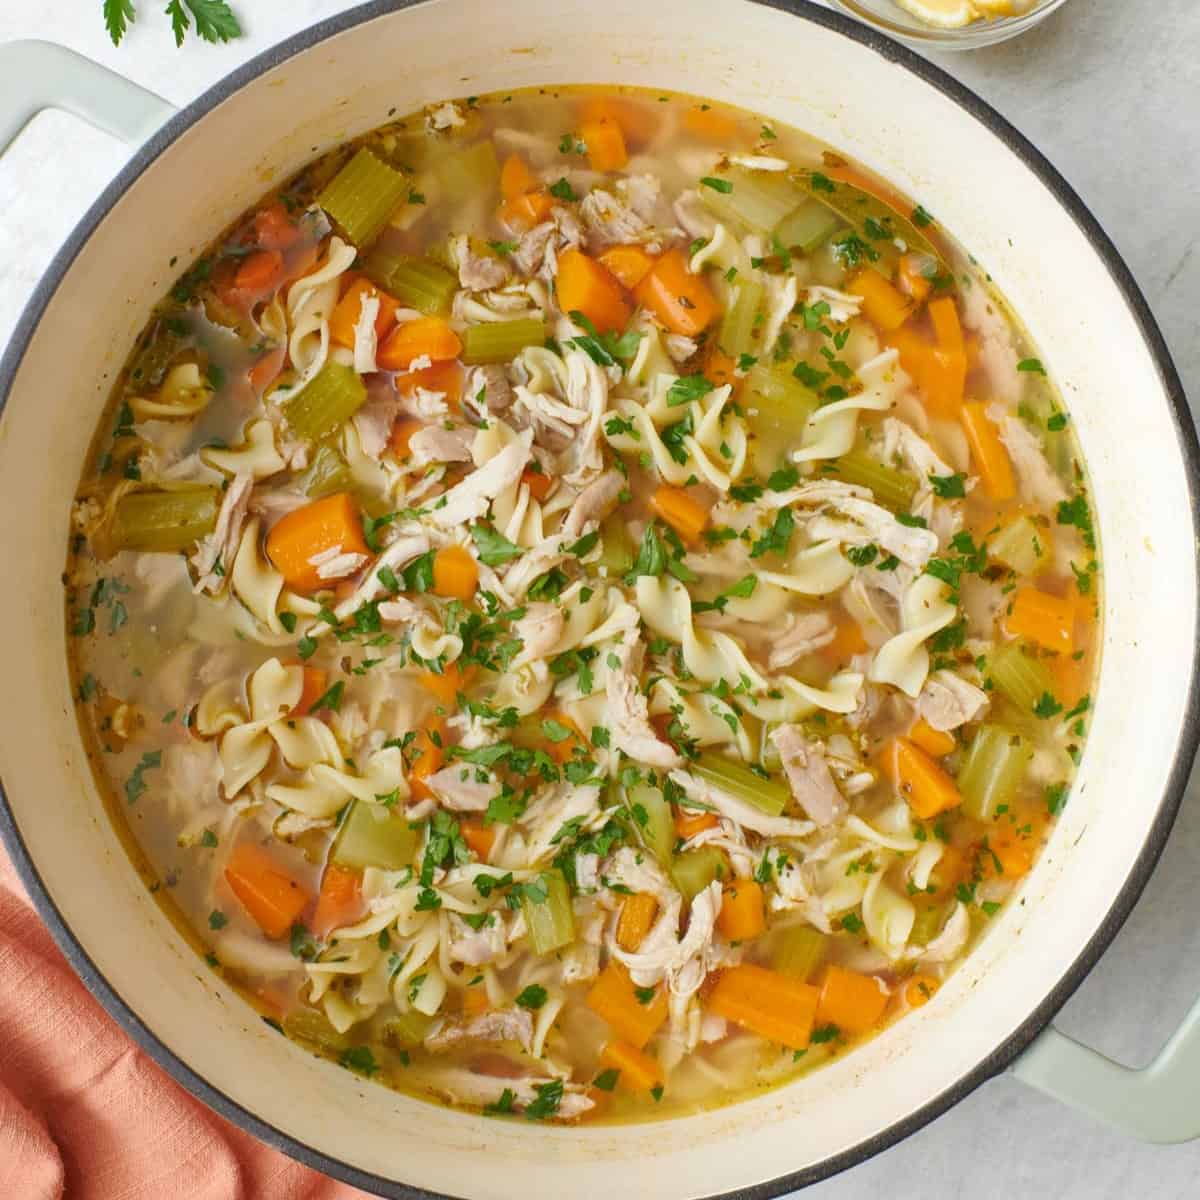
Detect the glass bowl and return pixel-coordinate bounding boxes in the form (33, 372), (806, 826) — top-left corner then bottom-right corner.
(825, 0), (1071, 49)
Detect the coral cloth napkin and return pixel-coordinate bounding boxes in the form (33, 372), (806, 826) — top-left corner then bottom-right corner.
(0, 843), (369, 1200)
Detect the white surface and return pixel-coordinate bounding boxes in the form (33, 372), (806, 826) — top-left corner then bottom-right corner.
(0, 1), (1197, 1197)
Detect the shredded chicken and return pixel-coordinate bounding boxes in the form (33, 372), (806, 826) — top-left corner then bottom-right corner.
(463, 364), (514, 417)
(770, 726), (847, 827)
(768, 610), (836, 670)
(191, 473), (252, 594)
(512, 602), (566, 665)
(562, 470), (623, 538)
(605, 640), (682, 769)
(453, 233), (511, 291)
(445, 912), (508, 966)
(425, 1008), (533, 1054)
(353, 391), (404, 460)
(429, 438), (530, 527)
(580, 188), (650, 248)
(601, 846), (678, 906)
(420, 1067), (594, 1119)
(424, 765), (500, 812)
(916, 669), (989, 731)
(918, 901), (970, 965)
(987, 404), (1067, 507)
(407, 425), (474, 466)
(881, 416), (954, 479)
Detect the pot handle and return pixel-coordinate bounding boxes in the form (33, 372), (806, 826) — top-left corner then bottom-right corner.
(1011, 995), (1200, 1142)
(0, 40), (176, 154)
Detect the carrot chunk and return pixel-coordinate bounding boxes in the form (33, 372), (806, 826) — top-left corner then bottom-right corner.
(396, 359), (464, 410)
(597, 244), (657, 290)
(819, 611), (868, 664)
(673, 806), (719, 839)
(616, 892), (659, 952)
(432, 545), (479, 600)
(459, 816), (495, 863)
(265, 493), (369, 594)
(580, 117), (628, 173)
(408, 718), (445, 803)
(586, 962), (668, 1050)
(312, 864), (364, 939)
(702, 344), (740, 396)
(1005, 586), (1075, 654)
(377, 316), (462, 371)
(234, 249), (284, 293)
(419, 660), (476, 707)
(717, 879), (766, 942)
(897, 253), (934, 303)
(649, 484), (708, 542)
(682, 104), (739, 143)
(329, 275), (399, 349)
(224, 843), (310, 940)
(815, 965), (889, 1034)
(291, 666), (328, 717)
(253, 201), (302, 250)
(389, 417), (423, 459)
(706, 963), (820, 1050)
(498, 189), (555, 232)
(500, 153), (538, 201)
(461, 982), (491, 1017)
(541, 711), (587, 764)
(905, 974), (940, 1008)
(634, 248), (720, 337)
(521, 466), (554, 501)
(848, 267), (912, 332)
(961, 401), (1016, 501)
(907, 718), (956, 758)
(882, 736), (963, 820)
(598, 1040), (664, 1092)
(556, 248), (631, 335)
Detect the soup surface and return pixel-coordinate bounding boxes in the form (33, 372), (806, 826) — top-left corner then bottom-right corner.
(66, 86), (1100, 1123)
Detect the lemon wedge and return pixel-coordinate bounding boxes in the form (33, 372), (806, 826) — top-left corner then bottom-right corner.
(893, 0), (978, 28)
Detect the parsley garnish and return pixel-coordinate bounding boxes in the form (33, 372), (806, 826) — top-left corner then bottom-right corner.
(515, 984), (549, 1010)
(470, 523), (524, 567)
(700, 176), (733, 194)
(338, 1046), (379, 1076)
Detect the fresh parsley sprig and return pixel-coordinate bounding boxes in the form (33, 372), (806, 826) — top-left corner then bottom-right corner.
(103, 0), (242, 47)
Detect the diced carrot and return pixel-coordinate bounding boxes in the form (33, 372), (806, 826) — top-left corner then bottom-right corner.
(961, 401), (1016, 501)
(927, 845), (965, 896)
(253, 202), (302, 250)
(419, 660), (477, 707)
(265, 493), (370, 594)
(377, 316), (462, 371)
(882, 736), (962, 820)
(556, 248), (632, 335)
(908, 718), (956, 758)
(461, 982), (491, 1017)
(389, 417), (423, 459)
(521, 466), (554, 501)
(1051, 649), (1090, 709)
(498, 188), (555, 232)
(500, 153), (538, 201)
(460, 816), (495, 863)
(927, 296), (964, 358)
(311, 864), (364, 939)
(328, 275), (400, 349)
(585, 962), (668, 1050)
(234, 249), (285, 293)
(408, 717), (445, 803)
(717, 879), (766, 942)
(247, 344), (286, 393)
(682, 104), (739, 143)
(981, 833), (1035, 880)
(706, 963), (820, 1050)
(634, 248), (721, 337)
(904, 974), (940, 1008)
(224, 842), (310, 940)
(820, 611), (869, 664)
(674, 805), (719, 839)
(848, 267), (912, 332)
(897, 253), (934, 303)
(703, 344), (740, 396)
(597, 244), (657, 291)
(542, 711), (587, 764)
(578, 95), (657, 146)
(432, 545), (479, 601)
(616, 892), (659, 952)
(649, 484), (708, 542)
(291, 666), (328, 717)
(598, 1040), (664, 1092)
(885, 326), (966, 420)
(1005, 586), (1075, 654)
(816, 965), (889, 1034)
(396, 359), (464, 410)
(579, 117), (628, 173)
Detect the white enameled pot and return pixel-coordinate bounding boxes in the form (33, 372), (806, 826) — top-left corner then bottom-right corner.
(1, 3), (1198, 1196)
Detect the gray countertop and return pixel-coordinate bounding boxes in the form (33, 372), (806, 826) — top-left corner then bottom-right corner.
(1, 2), (1197, 1196)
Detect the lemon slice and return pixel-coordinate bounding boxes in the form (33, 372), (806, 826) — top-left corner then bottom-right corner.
(893, 0), (978, 28)
(973, 0), (1020, 13)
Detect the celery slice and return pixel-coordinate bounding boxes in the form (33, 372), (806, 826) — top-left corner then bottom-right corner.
(282, 1006), (351, 1053)
(693, 751), (790, 817)
(825, 449), (918, 511)
(909, 901), (948, 947)
(363, 252), (457, 315)
(281, 361), (367, 443)
(432, 140), (500, 204)
(987, 642), (1056, 715)
(301, 443), (354, 499)
(317, 147), (411, 248)
(625, 783), (674, 866)
(772, 924), (827, 981)
(774, 200), (842, 254)
(110, 486), (219, 553)
(989, 515), (1049, 577)
(521, 869), (575, 954)
(958, 724), (1030, 822)
(670, 846), (729, 900)
(717, 278), (765, 359)
(381, 1009), (435, 1047)
(697, 168), (804, 234)
(331, 800), (418, 871)
(461, 319), (547, 365)
(599, 513), (635, 576)
(743, 363), (820, 438)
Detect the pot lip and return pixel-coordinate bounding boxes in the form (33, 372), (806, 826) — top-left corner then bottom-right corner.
(0, 0), (1196, 1196)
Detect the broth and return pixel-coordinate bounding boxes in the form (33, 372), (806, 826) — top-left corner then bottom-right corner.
(65, 85), (1100, 1124)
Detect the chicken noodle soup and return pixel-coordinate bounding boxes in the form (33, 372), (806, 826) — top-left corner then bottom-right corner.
(66, 86), (1100, 1123)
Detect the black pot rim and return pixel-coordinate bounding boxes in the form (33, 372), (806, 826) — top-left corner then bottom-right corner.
(0, 2), (1196, 1196)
